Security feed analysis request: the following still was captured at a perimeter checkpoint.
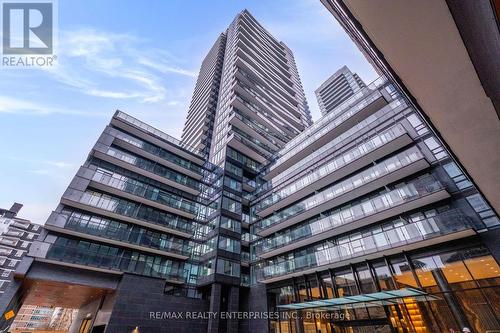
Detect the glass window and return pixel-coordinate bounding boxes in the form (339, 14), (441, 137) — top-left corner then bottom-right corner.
(218, 236), (241, 254)
(219, 216), (241, 233)
(224, 177), (242, 192)
(443, 162), (472, 190)
(225, 161), (243, 177)
(221, 197), (241, 214)
(321, 276), (335, 298)
(335, 271), (358, 297)
(466, 194), (499, 227)
(373, 261), (396, 291)
(216, 259), (240, 277)
(463, 254), (500, 281)
(390, 258), (418, 288)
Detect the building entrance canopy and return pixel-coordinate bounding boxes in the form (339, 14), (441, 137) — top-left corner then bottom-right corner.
(277, 288), (438, 311)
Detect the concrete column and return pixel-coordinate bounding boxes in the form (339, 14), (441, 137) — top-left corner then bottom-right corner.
(208, 283), (222, 333)
(227, 286), (239, 333)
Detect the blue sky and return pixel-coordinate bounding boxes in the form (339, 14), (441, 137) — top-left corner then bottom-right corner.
(0, 0), (377, 223)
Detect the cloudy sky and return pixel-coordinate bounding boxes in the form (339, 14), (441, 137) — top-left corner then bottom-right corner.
(0, 0), (378, 223)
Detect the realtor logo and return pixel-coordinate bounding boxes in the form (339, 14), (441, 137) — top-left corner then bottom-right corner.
(1, 0), (57, 67)
(2, 1), (53, 54)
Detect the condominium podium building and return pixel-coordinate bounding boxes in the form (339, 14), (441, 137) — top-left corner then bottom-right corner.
(1, 9), (499, 333)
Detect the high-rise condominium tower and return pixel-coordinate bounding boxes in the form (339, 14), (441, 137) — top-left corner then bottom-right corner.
(181, 33), (226, 157)
(183, 10), (312, 166)
(2, 8), (499, 333)
(315, 65), (366, 116)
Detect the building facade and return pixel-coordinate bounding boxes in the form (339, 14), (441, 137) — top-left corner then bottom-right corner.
(182, 33), (227, 158)
(1, 8), (499, 333)
(315, 65), (366, 116)
(0, 204), (42, 296)
(252, 75), (500, 333)
(9, 305), (77, 332)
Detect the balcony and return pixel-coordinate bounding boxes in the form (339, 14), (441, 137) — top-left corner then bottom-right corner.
(113, 111), (204, 165)
(45, 214), (191, 260)
(90, 170), (199, 219)
(229, 111), (282, 150)
(255, 124), (413, 217)
(265, 87), (389, 179)
(112, 131), (203, 180)
(60, 189), (196, 238)
(258, 210), (476, 283)
(265, 100), (408, 187)
(255, 175), (449, 237)
(92, 144), (201, 196)
(226, 132), (268, 164)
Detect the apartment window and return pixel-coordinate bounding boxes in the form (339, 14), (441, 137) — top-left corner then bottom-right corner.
(15, 250), (23, 257)
(424, 137), (447, 160)
(466, 194), (499, 227)
(1, 271), (9, 277)
(216, 259), (240, 277)
(407, 113), (428, 136)
(220, 216), (241, 233)
(225, 161), (243, 177)
(221, 197), (241, 214)
(8, 260), (16, 267)
(443, 162), (472, 190)
(201, 259), (214, 276)
(218, 236), (241, 254)
(224, 177), (242, 192)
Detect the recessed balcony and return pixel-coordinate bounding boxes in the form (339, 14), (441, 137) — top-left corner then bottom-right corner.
(255, 125), (413, 217)
(255, 175), (449, 237)
(265, 90), (389, 179)
(92, 146), (201, 196)
(258, 211), (476, 283)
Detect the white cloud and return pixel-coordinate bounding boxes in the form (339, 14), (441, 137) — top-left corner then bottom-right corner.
(40, 28), (196, 104)
(6, 156), (75, 168)
(0, 95), (108, 117)
(138, 57), (197, 77)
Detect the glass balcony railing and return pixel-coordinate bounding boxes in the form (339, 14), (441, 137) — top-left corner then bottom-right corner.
(254, 149), (430, 253)
(114, 131), (203, 175)
(255, 124), (409, 213)
(263, 100), (406, 189)
(232, 110), (285, 147)
(92, 170), (199, 215)
(255, 175), (444, 233)
(66, 189), (200, 234)
(270, 89), (386, 172)
(270, 77), (388, 163)
(104, 147), (201, 191)
(47, 236), (191, 282)
(259, 210), (473, 280)
(64, 213), (192, 256)
(234, 93), (296, 135)
(115, 111), (202, 156)
(231, 127), (275, 156)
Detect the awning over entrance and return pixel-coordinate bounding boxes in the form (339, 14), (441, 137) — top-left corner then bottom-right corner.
(277, 288), (439, 310)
